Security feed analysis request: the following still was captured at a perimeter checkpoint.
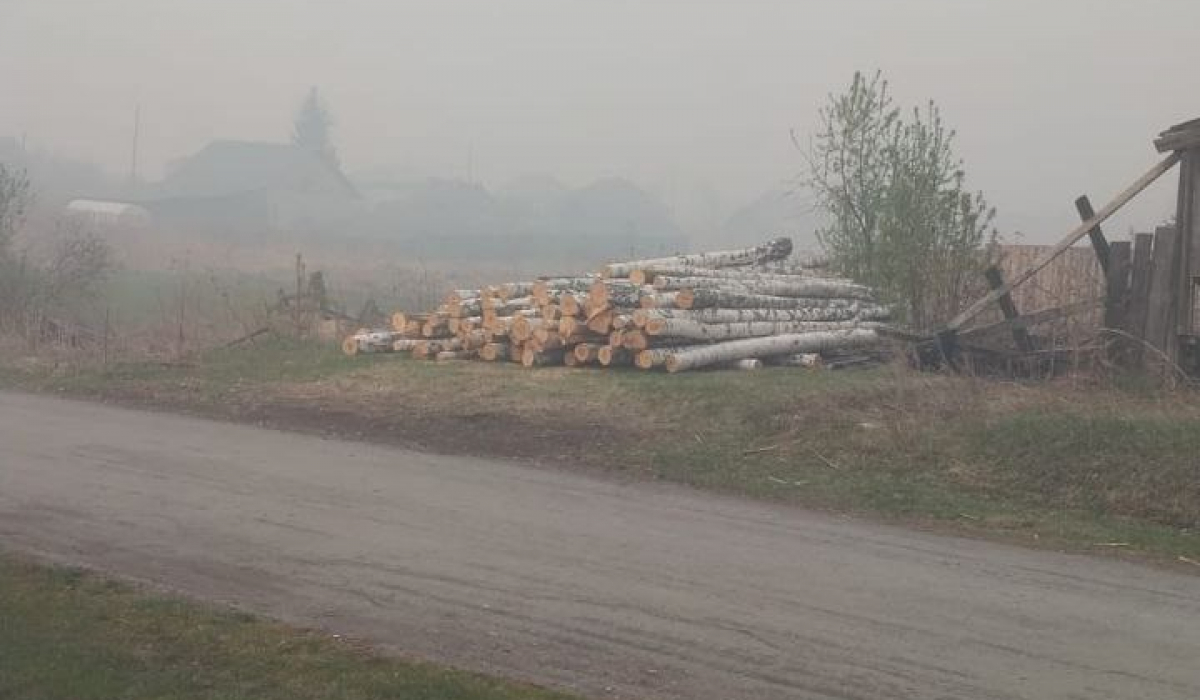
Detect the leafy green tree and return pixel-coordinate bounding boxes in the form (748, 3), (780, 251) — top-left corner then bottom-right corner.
(806, 71), (996, 329)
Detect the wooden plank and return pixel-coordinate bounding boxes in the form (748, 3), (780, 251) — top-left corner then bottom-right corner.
(983, 266), (1034, 353)
(1155, 118), (1200, 153)
(1104, 241), (1131, 363)
(1074, 195), (1111, 273)
(946, 152), (1180, 332)
(1175, 151), (1200, 337)
(1144, 225), (1179, 359)
(1127, 233), (1154, 355)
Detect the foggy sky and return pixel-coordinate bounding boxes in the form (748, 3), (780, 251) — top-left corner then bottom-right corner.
(3, 0), (1198, 241)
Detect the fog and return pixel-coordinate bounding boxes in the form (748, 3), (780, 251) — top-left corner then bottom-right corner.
(3, 0), (1198, 242)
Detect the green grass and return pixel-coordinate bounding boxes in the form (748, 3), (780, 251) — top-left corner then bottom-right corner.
(0, 554), (578, 700)
(2, 340), (1198, 562)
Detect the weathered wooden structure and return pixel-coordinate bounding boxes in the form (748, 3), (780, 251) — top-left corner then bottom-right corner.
(936, 118), (1200, 377)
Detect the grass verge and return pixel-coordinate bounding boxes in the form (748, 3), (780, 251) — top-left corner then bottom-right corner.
(0, 553), (578, 700)
(2, 336), (1198, 564)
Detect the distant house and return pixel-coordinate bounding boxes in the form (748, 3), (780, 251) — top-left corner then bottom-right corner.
(142, 140), (359, 234)
(65, 199), (152, 228)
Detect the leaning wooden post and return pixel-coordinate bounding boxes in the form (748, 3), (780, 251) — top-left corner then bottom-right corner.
(1075, 195), (1111, 274)
(983, 266), (1034, 353)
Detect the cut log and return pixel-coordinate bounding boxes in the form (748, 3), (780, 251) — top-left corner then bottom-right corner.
(391, 312), (408, 332)
(597, 346), (633, 367)
(763, 353), (822, 368)
(644, 318), (871, 341)
(479, 342), (510, 362)
(521, 347), (565, 367)
(727, 358), (762, 370)
(664, 329), (880, 373)
(653, 275), (872, 300)
(344, 330), (407, 355)
(622, 329), (650, 350)
(558, 316), (580, 339)
(638, 292), (679, 309)
(586, 308), (615, 334)
(608, 329), (626, 347)
(633, 306), (881, 326)
(600, 237), (793, 278)
(573, 343), (601, 364)
(634, 345), (702, 370)
(559, 293), (585, 318)
(529, 334), (565, 352)
(392, 338), (420, 353)
(532, 278), (595, 305)
(675, 288), (861, 310)
(563, 350), (582, 367)
(589, 280), (648, 308)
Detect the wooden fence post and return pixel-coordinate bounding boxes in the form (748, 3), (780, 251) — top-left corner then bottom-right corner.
(1104, 241), (1132, 364)
(1127, 233), (1154, 365)
(1144, 225), (1179, 363)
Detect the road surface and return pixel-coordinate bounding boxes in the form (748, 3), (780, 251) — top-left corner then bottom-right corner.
(1, 391), (1197, 699)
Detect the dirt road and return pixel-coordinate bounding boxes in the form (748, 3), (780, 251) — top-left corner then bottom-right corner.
(1, 391), (1197, 699)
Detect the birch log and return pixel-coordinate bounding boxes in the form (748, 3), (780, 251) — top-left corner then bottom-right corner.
(532, 278), (595, 304)
(521, 347), (565, 367)
(634, 306), (877, 327)
(600, 237), (792, 278)
(597, 346), (633, 367)
(675, 288), (861, 310)
(653, 275), (873, 300)
(763, 353), (822, 367)
(622, 329), (651, 350)
(479, 342), (510, 361)
(634, 345), (701, 370)
(664, 329), (880, 373)
(638, 292), (680, 309)
(573, 343), (601, 364)
(644, 318), (872, 341)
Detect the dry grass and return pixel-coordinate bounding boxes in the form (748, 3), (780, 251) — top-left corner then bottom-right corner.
(2, 338), (1198, 560)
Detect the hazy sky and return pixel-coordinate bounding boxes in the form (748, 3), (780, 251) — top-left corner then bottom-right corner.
(3, 0), (1197, 240)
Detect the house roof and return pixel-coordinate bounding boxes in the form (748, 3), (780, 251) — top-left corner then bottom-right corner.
(147, 140), (357, 201)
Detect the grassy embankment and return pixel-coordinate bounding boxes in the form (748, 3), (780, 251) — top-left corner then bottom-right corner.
(1, 336), (1198, 562)
(0, 553), (577, 700)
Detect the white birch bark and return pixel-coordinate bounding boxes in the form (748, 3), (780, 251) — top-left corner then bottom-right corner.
(600, 237), (792, 278)
(645, 318), (874, 341)
(664, 329), (880, 373)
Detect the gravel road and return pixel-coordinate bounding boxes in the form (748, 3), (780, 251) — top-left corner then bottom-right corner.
(1, 391), (1197, 699)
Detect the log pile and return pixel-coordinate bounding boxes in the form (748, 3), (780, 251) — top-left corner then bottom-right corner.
(343, 237), (891, 372)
